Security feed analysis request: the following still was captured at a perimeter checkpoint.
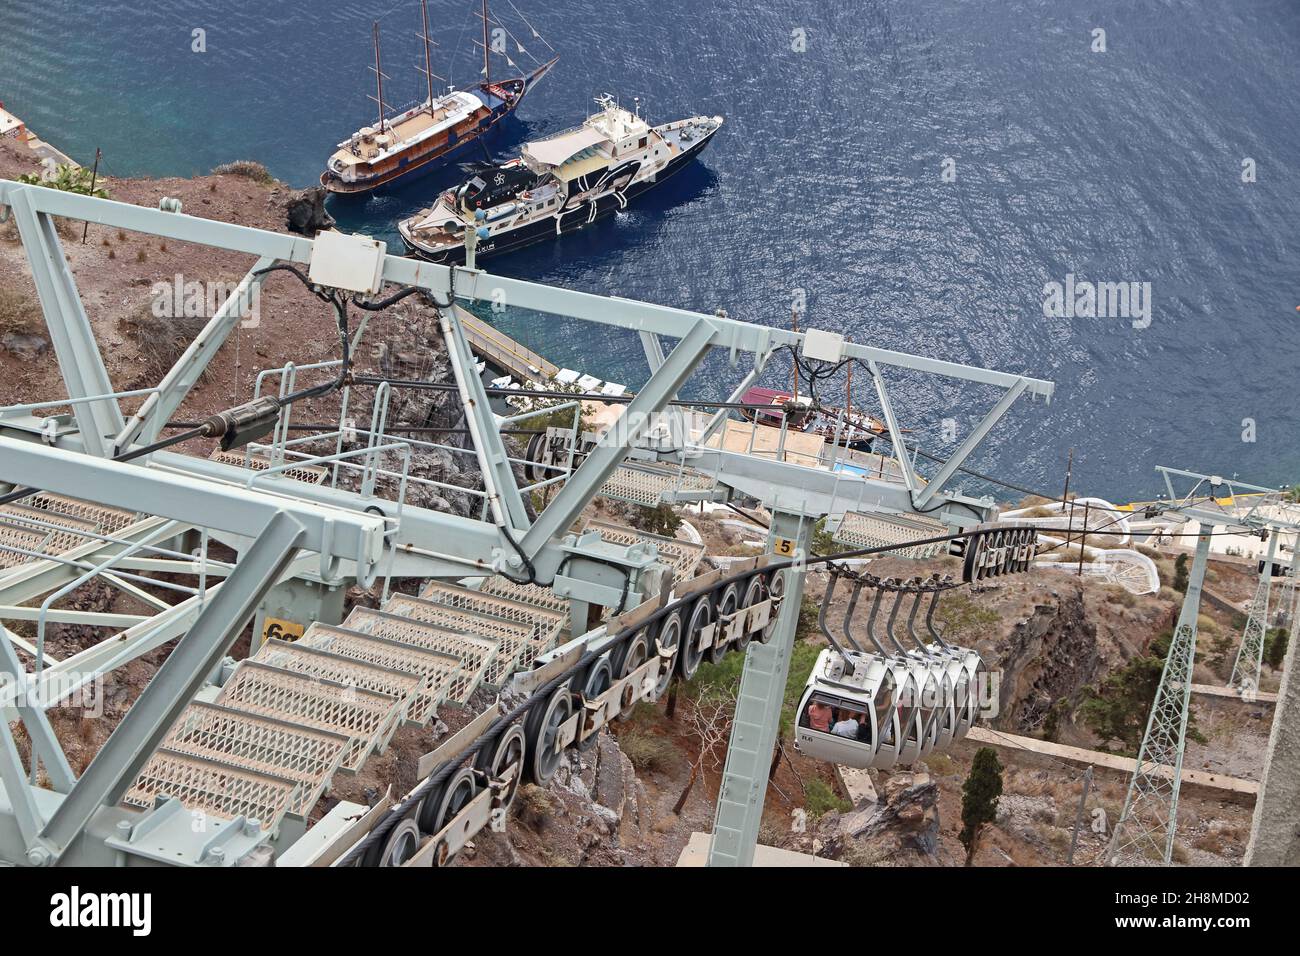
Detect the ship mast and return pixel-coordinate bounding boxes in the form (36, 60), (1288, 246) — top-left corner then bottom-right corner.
(368, 21), (388, 132)
(480, 0), (491, 84)
(418, 0), (438, 110)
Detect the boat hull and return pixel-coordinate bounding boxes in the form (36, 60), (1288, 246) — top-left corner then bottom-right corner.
(402, 129), (716, 263)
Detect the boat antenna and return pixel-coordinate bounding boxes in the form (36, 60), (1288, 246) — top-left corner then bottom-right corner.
(367, 21), (390, 132)
(790, 306), (800, 401)
(481, 0), (491, 84)
(417, 0), (442, 109)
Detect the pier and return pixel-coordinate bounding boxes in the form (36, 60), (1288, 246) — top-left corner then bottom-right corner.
(452, 304), (558, 382)
(0, 102), (79, 168)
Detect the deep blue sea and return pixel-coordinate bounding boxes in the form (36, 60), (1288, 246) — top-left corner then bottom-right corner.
(3, 0), (1299, 503)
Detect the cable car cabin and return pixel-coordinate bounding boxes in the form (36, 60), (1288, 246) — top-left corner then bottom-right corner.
(956, 653), (985, 737)
(869, 663), (917, 770)
(794, 649), (895, 769)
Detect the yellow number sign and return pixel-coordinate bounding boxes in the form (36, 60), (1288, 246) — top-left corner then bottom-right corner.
(262, 616), (305, 643)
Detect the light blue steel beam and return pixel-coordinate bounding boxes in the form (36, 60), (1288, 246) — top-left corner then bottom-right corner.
(33, 511), (306, 862)
(0, 183), (1055, 401)
(115, 256), (275, 450)
(4, 187), (124, 456)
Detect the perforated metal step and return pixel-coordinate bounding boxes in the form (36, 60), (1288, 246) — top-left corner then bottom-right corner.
(124, 748), (302, 832)
(341, 605), (498, 705)
(252, 639), (424, 719)
(216, 661), (403, 770)
(833, 510), (950, 559)
(296, 623), (462, 723)
(155, 701), (348, 816)
(585, 518), (706, 579)
(598, 464), (716, 507)
(23, 492), (139, 535)
(210, 449), (328, 485)
(477, 575), (570, 614)
(0, 493), (140, 570)
(383, 593), (534, 685)
(419, 580), (566, 651)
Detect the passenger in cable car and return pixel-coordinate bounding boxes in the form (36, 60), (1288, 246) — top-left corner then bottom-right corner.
(806, 698), (833, 733)
(831, 710), (861, 739)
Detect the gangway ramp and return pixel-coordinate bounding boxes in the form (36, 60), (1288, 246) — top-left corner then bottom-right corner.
(451, 304), (558, 382)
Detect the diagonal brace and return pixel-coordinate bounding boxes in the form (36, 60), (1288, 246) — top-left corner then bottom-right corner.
(521, 320), (715, 557)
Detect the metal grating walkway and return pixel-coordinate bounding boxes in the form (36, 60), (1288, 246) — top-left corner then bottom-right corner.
(420, 579), (566, 651)
(153, 701), (348, 817)
(0, 493), (141, 571)
(598, 463), (717, 507)
(833, 509), (950, 559)
(477, 575), (571, 614)
(216, 661), (404, 771)
(210, 450), (328, 485)
(296, 623), (462, 723)
(341, 605), (499, 704)
(124, 748), (303, 832)
(252, 639), (425, 719)
(585, 518), (706, 579)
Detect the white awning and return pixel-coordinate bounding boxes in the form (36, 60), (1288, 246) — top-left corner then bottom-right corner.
(523, 126), (608, 166)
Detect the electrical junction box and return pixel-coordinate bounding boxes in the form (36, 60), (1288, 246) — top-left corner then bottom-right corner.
(308, 230), (387, 294)
(801, 327), (845, 363)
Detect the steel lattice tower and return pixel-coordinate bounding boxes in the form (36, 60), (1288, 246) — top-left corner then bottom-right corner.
(1107, 530), (1212, 865)
(1230, 532), (1277, 697)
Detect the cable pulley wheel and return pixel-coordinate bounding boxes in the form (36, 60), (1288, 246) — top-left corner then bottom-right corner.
(709, 583), (741, 663)
(650, 610), (683, 699)
(610, 630), (649, 720)
(575, 656), (613, 751)
(476, 723), (526, 811)
(364, 817), (422, 868)
(525, 683), (574, 786)
(757, 571), (784, 643)
(678, 594), (714, 680)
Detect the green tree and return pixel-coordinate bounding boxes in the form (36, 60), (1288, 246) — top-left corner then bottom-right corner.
(1080, 630), (1204, 754)
(1264, 626), (1290, 671)
(635, 503), (682, 538)
(1173, 553), (1189, 593)
(960, 747), (1003, 864)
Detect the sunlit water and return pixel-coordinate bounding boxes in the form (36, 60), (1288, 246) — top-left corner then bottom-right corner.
(3, 0), (1299, 501)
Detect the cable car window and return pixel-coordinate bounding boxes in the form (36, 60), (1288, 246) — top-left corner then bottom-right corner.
(801, 694), (872, 745)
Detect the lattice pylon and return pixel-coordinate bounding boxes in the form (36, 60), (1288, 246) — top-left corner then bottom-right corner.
(1107, 531), (1211, 866)
(1276, 545), (1300, 630)
(1230, 533), (1277, 698)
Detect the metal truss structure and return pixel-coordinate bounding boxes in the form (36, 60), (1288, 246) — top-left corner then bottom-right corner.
(0, 181), (1053, 867)
(1107, 467), (1300, 865)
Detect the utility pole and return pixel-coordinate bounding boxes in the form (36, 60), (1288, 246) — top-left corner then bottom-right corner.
(1231, 530), (1278, 697)
(80, 147), (100, 244)
(1107, 529), (1212, 865)
(1068, 764), (1093, 865)
(1277, 541), (1300, 629)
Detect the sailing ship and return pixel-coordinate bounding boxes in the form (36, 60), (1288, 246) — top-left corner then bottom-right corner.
(321, 0), (557, 195)
(397, 95), (723, 262)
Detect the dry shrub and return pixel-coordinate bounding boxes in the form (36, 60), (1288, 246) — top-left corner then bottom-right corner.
(116, 303), (207, 386)
(0, 288), (43, 337)
(513, 784), (554, 829)
(617, 728), (678, 774)
(211, 160), (275, 185)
